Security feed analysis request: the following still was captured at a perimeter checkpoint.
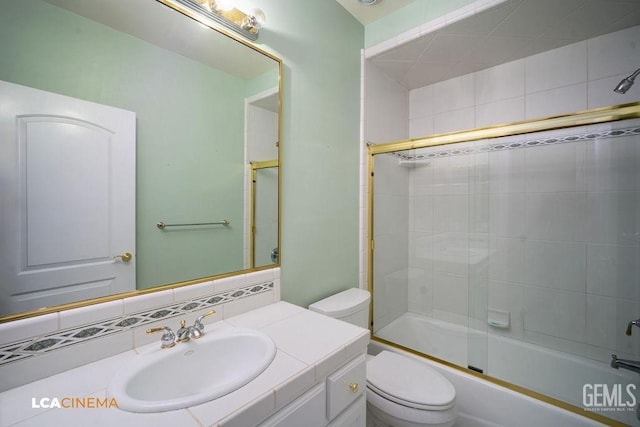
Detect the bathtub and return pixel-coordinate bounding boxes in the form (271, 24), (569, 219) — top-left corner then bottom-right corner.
(374, 312), (637, 426)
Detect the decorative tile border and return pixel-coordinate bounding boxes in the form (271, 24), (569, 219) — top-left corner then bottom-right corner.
(0, 281), (274, 367)
(384, 125), (640, 161)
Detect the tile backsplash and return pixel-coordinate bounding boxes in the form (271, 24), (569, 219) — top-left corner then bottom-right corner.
(0, 268), (280, 392)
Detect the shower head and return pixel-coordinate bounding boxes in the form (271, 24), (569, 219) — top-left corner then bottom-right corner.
(614, 77), (634, 94)
(614, 67), (640, 94)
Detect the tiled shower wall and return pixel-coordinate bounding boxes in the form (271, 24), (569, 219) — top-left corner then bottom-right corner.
(406, 25), (640, 138)
(371, 154), (409, 331)
(362, 60), (410, 330)
(362, 24), (640, 358)
(404, 124), (640, 365)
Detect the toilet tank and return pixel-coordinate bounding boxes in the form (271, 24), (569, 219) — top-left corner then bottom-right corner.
(308, 288), (371, 329)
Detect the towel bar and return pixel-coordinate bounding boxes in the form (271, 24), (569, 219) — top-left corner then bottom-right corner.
(156, 220), (230, 229)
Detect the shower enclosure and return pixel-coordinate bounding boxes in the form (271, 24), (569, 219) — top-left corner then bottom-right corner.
(250, 160), (279, 267)
(368, 104), (640, 426)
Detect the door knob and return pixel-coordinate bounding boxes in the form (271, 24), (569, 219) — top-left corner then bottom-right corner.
(114, 252), (133, 263)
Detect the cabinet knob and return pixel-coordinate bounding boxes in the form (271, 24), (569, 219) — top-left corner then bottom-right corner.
(348, 382), (359, 393)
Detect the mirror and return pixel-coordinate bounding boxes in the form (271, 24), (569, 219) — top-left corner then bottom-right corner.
(0, 0), (281, 319)
(250, 160), (279, 267)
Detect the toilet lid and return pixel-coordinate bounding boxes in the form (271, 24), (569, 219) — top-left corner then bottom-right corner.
(367, 351), (455, 411)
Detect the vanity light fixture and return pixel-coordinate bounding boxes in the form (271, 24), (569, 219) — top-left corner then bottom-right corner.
(160, 0), (265, 41)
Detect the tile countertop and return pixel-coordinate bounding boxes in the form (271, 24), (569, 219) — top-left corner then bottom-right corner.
(0, 302), (370, 427)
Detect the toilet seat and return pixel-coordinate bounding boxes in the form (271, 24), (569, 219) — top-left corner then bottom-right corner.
(366, 386), (457, 427)
(366, 351), (455, 411)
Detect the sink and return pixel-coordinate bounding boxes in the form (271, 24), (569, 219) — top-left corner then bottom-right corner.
(108, 327), (277, 413)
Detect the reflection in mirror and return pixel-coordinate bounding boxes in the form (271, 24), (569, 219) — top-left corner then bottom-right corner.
(0, 0), (281, 319)
(245, 87), (279, 269)
(249, 161), (279, 268)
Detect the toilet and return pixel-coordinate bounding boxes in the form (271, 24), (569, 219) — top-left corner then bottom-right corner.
(309, 288), (457, 427)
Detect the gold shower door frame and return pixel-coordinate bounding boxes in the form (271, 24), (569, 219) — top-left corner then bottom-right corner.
(366, 102), (640, 427)
(249, 159), (279, 268)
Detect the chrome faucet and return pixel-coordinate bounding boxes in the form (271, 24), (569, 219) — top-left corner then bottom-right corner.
(146, 310), (216, 348)
(146, 326), (176, 349)
(176, 319), (193, 343)
(611, 354), (640, 375)
(626, 318), (640, 336)
(176, 310), (217, 343)
(193, 310), (216, 336)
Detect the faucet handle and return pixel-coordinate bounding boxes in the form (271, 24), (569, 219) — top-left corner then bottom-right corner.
(146, 326), (176, 349)
(196, 310), (216, 323)
(194, 310), (217, 336)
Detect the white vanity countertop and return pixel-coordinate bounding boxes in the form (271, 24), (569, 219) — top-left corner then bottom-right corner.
(0, 302), (370, 427)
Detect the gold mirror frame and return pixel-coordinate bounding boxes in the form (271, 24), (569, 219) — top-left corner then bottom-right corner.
(0, 1), (283, 324)
(367, 102), (640, 427)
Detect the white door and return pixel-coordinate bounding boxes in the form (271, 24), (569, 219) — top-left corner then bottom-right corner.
(0, 80), (136, 315)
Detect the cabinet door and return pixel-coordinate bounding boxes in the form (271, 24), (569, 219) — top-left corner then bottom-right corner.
(326, 354), (366, 420)
(259, 383), (326, 427)
(328, 395), (366, 427)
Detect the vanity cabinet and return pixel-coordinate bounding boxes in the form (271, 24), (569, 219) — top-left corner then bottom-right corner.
(1, 302), (370, 427)
(259, 383), (326, 427)
(259, 354), (367, 427)
(328, 395), (366, 427)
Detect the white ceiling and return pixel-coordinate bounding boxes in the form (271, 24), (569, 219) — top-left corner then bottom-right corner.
(47, 0), (640, 90)
(335, 0), (416, 25)
(358, 0), (640, 89)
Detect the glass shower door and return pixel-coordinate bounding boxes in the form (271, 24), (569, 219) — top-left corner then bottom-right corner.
(369, 110), (640, 426)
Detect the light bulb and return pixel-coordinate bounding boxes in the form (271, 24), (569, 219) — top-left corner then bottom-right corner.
(241, 7), (265, 32)
(212, 0), (235, 12)
(249, 8), (265, 29)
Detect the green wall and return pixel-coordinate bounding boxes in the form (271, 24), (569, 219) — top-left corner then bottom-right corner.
(248, 1), (364, 307)
(1, 0), (366, 307)
(364, 0), (476, 47)
(0, 0), (248, 289)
